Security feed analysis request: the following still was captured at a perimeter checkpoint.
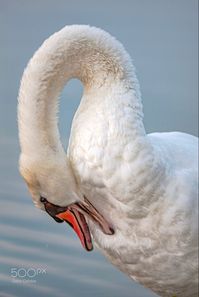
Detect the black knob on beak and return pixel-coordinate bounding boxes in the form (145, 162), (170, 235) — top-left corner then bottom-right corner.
(40, 196), (47, 203)
(40, 196), (65, 223)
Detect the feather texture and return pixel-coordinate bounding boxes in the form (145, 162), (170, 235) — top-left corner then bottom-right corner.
(18, 25), (198, 297)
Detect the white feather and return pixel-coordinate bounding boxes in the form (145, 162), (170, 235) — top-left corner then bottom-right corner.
(18, 25), (198, 297)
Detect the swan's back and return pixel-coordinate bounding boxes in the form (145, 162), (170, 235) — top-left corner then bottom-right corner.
(148, 131), (198, 171)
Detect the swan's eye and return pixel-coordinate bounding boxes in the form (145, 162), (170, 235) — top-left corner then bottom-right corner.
(40, 196), (65, 223)
(40, 196), (47, 203)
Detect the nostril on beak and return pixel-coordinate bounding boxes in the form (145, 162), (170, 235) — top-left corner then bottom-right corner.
(40, 196), (47, 203)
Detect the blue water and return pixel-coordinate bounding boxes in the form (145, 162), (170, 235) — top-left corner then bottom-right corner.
(0, 1), (197, 297)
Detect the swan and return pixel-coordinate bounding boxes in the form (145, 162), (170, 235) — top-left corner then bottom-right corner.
(18, 25), (198, 297)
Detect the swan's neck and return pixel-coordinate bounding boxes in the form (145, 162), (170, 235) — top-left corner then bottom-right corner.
(18, 25), (143, 158)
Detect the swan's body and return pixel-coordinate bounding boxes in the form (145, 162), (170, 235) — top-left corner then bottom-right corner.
(18, 25), (198, 297)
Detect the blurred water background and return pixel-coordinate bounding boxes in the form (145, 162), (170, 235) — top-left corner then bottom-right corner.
(0, 1), (198, 296)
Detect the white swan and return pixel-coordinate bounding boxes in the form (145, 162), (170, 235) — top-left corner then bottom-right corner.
(18, 25), (198, 297)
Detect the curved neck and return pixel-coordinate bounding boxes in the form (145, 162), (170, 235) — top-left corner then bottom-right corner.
(18, 25), (143, 157)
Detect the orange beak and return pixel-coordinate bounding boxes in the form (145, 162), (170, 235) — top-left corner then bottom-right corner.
(56, 208), (93, 251)
(40, 197), (114, 252)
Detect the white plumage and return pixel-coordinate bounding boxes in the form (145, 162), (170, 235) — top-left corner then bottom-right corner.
(18, 25), (198, 297)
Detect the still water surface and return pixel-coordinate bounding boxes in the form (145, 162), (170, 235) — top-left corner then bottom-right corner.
(0, 1), (197, 296)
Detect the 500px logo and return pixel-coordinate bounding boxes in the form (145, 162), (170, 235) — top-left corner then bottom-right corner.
(10, 267), (47, 279)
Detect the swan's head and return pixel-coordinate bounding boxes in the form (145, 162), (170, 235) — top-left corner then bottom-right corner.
(19, 154), (81, 210)
(19, 153), (114, 251)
